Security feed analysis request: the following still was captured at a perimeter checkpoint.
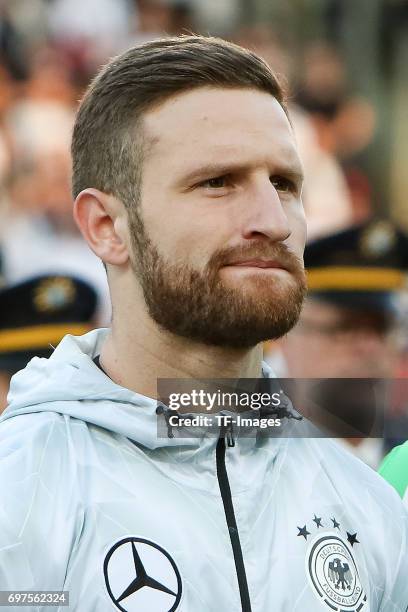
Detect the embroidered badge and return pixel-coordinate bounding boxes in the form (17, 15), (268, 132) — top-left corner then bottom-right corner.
(33, 277), (76, 312)
(297, 515), (368, 611)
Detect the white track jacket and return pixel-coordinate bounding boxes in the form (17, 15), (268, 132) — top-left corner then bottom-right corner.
(0, 329), (407, 612)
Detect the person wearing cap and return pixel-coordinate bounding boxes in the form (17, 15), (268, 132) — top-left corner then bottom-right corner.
(0, 274), (98, 412)
(0, 36), (407, 612)
(280, 219), (408, 468)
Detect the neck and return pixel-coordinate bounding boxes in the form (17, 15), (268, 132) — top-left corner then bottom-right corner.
(99, 310), (263, 399)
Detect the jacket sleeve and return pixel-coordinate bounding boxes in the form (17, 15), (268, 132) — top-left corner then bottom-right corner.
(0, 413), (81, 602)
(379, 442), (408, 504)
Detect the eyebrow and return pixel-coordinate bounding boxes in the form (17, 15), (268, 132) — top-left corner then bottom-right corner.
(178, 160), (305, 186)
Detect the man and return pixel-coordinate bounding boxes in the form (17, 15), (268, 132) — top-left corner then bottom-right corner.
(380, 442), (408, 507)
(278, 219), (408, 468)
(0, 274), (98, 412)
(0, 36), (407, 612)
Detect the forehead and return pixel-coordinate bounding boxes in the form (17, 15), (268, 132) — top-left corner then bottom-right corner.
(142, 86), (301, 171)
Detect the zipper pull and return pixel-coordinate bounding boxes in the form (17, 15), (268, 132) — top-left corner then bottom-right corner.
(226, 421), (235, 447)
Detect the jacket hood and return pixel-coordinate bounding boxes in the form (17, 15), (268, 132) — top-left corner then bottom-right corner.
(0, 328), (284, 449)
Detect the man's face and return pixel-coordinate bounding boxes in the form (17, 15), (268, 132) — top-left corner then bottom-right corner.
(127, 86), (307, 348)
(283, 298), (397, 378)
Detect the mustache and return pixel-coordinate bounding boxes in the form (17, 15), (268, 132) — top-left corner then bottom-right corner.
(208, 241), (304, 274)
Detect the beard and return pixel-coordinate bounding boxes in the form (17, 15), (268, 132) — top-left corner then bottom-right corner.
(128, 209), (307, 349)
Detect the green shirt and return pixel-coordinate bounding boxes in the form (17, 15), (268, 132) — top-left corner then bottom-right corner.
(379, 442), (408, 505)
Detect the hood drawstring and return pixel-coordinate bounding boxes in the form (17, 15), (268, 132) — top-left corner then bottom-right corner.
(156, 404), (237, 446)
(156, 403), (178, 439)
(259, 391), (303, 422)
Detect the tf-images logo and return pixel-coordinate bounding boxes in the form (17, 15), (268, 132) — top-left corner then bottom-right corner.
(103, 537), (182, 612)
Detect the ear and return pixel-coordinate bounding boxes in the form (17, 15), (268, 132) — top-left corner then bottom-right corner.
(73, 188), (129, 266)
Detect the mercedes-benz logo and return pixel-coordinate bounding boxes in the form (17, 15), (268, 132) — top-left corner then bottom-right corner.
(103, 537), (182, 611)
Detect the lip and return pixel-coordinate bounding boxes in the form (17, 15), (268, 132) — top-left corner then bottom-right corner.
(224, 260), (287, 270)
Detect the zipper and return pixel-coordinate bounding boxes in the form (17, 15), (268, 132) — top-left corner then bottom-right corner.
(216, 426), (252, 612)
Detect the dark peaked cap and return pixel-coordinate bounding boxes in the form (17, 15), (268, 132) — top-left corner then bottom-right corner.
(0, 274), (98, 373)
(304, 219), (408, 311)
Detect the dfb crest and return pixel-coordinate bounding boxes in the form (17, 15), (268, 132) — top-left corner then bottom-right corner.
(307, 534), (367, 611)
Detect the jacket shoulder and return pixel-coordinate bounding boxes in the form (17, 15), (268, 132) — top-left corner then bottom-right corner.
(0, 411), (84, 590)
(302, 437), (408, 512)
(0, 410), (78, 475)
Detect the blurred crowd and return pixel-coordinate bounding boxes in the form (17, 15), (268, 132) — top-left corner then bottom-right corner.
(0, 0), (394, 318)
(0, 0), (406, 465)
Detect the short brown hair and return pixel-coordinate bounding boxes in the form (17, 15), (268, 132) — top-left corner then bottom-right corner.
(71, 35), (287, 209)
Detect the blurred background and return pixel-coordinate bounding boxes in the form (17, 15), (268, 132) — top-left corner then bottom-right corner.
(0, 0), (407, 310)
(0, 0), (407, 465)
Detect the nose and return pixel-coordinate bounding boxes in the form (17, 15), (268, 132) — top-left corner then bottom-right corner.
(241, 176), (291, 242)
